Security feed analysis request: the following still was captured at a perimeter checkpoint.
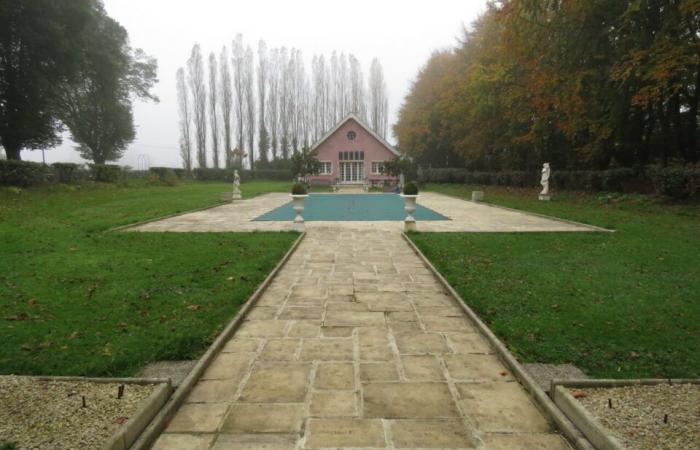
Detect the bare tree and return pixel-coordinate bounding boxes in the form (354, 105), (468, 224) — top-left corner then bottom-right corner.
(267, 47), (280, 160)
(348, 54), (367, 122)
(231, 35), (246, 168)
(257, 40), (269, 164)
(208, 52), (220, 168)
(244, 45), (255, 168)
(187, 44), (207, 168)
(219, 46), (234, 168)
(339, 52), (350, 118)
(176, 67), (192, 171)
(279, 47), (291, 159)
(368, 58), (389, 138)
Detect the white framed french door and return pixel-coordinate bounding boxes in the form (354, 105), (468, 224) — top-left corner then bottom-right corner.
(339, 162), (364, 183)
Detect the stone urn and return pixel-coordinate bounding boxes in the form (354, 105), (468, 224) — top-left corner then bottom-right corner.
(400, 194), (418, 231)
(290, 194), (309, 232)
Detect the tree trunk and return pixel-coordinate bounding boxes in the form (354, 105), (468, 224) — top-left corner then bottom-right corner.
(686, 68), (700, 164)
(2, 141), (22, 160)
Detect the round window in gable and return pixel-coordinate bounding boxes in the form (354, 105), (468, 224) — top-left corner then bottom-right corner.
(347, 131), (356, 141)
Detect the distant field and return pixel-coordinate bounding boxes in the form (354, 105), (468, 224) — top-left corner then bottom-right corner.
(0, 180), (297, 376)
(413, 184), (700, 378)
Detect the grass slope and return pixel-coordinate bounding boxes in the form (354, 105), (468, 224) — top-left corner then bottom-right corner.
(0, 181), (297, 376)
(411, 184), (700, 378)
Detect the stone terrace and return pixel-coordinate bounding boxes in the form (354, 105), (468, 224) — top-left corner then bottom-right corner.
(129, 192), (598, 233)
(152, 229), (573, 449)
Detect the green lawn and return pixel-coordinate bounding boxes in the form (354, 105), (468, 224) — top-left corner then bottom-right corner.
(0, 180), (297, 377)
(412, 184), (700, 378)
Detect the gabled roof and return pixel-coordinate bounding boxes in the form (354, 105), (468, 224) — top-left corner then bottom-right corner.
(310, 113), (400, 157)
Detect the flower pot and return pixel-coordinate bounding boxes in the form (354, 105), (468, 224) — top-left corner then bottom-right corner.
(400, 194), (418, 231)
(290, 194), (309, 232)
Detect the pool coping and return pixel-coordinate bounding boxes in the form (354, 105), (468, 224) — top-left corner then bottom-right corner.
(252, 192), (451, 222)
(402, 232), (596, 450)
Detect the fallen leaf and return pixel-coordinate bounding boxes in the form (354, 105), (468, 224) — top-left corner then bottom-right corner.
(629, 351), (640, 359)
(572, 391), (587, 399)
(499, 371), (509, 377)
(114, 416), (128, 425)
(186, 304), (201, 312)
(27, 298), (38, 305)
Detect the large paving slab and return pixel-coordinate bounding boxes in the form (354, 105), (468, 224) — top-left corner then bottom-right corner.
(153, 229), (573, 449)
(128, 191), (600, 233)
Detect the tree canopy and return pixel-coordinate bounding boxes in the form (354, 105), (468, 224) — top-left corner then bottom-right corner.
(0, 0), (157, 162)
(394, 0), (700, 171)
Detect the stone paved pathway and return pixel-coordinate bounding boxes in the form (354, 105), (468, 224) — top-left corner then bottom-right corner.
(152, 229), (573, 449)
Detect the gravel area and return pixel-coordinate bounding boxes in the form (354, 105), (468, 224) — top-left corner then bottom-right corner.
(577, 383), (700, 450)
(0, 375), (156, 450)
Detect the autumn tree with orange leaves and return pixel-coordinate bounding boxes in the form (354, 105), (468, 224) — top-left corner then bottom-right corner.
(395, 0), (700, 171)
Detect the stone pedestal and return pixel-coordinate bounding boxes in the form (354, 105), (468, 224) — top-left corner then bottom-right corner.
(291, 194), (308, 232)
(539, 194), (551, 202)
(401, 194), (418, 232)
(472, 191), (484, 202)
(232, 188), (242, 200)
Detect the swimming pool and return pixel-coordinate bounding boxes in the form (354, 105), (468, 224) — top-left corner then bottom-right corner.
(254, 194), (449, 222)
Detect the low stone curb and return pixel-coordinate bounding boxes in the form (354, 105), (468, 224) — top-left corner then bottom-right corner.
(127, 231), (307, 450)
(7, 376), (172, 450)
(401, 232), (596, 450)
(551, 378), (700, 450)
(104, 380), (172, 450)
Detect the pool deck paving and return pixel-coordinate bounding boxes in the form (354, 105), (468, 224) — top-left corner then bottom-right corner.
(151, 229), (573, 450)
(128, 191), (599, 233)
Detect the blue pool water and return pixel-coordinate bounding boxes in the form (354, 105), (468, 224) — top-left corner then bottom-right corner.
(254, 194), (449, 222)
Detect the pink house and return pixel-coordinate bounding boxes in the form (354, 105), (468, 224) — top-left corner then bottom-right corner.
(307, 114), (400, 186)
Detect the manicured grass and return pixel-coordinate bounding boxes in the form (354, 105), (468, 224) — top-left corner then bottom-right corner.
(0, 180), (297, 377)
(412, 184), (700, 378)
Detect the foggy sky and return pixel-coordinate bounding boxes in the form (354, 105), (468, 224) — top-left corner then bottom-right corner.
(23, 0), (487, 168)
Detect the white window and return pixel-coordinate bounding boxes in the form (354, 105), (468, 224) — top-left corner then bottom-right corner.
(319, 161), (332, 175)
(371, 161), (386, 175)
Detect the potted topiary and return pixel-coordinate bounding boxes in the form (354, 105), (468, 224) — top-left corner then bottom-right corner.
(290, 182), (309, 232)
(400, 182), (419, 231)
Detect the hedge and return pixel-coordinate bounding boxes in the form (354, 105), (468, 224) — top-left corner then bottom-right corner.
(91, 164), (123, 182)
(419, 167), (641, 192)
(52, 163), (86, 183)
(648, 165), (700, 199)
(192, 168), (291, 182)
(0, 160), (51, 187)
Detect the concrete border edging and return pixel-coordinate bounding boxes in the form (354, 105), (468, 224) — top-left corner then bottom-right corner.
(552, 385), (626, 450)
(127, 231), (306, 450)
(1, 375), (171, 450)
(401, 232), (596, 450)
(105, 381), (172, 450)
(551, 378), (700, 450)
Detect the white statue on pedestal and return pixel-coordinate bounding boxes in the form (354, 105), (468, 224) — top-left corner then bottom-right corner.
(232, 170), (242, 200)
(539, 163), (551, 201)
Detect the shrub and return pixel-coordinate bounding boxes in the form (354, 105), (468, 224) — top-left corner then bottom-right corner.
(403, 181), (419, 195)
(0, 160), (51, 187)
(648, 165), (700, 200)
(51, 163), (85, 183)
(149, 167), (179, 186)
(91, 164), (122, 182)
(291, 182), (307, 195)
